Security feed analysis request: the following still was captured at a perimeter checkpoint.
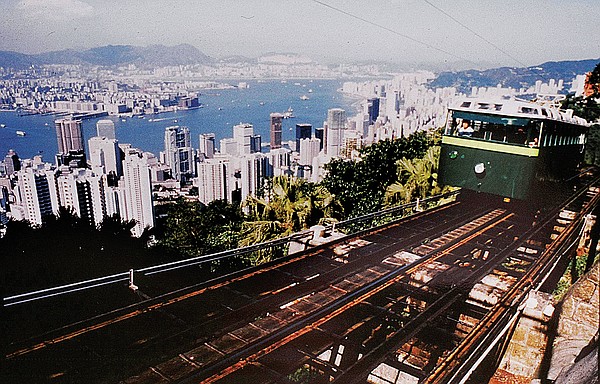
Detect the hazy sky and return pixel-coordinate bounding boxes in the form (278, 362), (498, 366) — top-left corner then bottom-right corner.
(0, 0), (598, 67)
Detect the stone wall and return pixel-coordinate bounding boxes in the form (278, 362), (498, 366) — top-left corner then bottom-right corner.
(490, 261), (599, 384)
(546, 261), (599, 382)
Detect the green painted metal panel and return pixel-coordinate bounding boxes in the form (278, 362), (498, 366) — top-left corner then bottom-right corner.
(439, 143), (537, 200)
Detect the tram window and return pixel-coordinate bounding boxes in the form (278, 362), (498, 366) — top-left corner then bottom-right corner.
(460, 102), (471, 108)
(457, 120), (474, 136)
(494, 104), (503, 111)
(520, 107), (539, 115)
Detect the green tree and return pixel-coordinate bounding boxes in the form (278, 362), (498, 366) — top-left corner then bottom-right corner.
(1, 209), (153, 293)
(561, 94), (600, 123)
(158, 198), (243, 260)
(384, 146), (446, 205)
(239, 176), (341, 265)
(322, 131), (434, 218)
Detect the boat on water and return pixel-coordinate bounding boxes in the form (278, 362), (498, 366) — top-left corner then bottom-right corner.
(0, 123), (6, 128)
(16, 130), (26, 136)
(308, 89), (313, 93)
(283, 107), (294, 118)
(300, 95), (310, 101)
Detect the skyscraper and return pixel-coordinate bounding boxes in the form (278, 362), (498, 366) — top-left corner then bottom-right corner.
(56, 168), (104, 226)
(13, 163), (59, 225)
(195, 159), (228, 204)
(163, 125), (194, 182)
(233, 123), (255, 155)
(3, 149), (21, 176)
(315, 127), (325, 151)
(270, 113), (284, 149)
(299, 138), (321, 166)
(239, 153), (270, 201)
(96, 119), (116, 139)
(55, 119), (84, 154)
(367, 98), (380, 125)
(122, 148), (155, 237)
(88, 136), (123, 176)
(55, 118), (86, 168)
(295, 123), (312, 152)
(199, 133), (216, 159)
(269, 147), (291, 177)
(325, 108), (346, 157)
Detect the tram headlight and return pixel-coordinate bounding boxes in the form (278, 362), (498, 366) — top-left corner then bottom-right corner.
(474, 162), (486, 175)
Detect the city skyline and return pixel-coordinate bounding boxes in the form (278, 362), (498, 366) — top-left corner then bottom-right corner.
(1, 0), (598, 69)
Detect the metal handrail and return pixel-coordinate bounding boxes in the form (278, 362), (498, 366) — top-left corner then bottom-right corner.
(2, 191), (459, 307)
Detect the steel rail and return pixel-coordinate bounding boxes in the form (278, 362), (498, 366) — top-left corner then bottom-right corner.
(4, 197), (469, 359)
(3, 191), (458, 307)
(198, 210), (516, 383)
(425, 180), (600, 384)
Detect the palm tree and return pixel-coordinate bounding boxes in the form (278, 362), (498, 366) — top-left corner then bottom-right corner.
(239, 176), (341, 265)
(384, 146), (443, 206)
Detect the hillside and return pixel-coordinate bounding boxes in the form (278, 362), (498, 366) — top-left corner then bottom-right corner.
(430, 58), (600, 93)
(0, 44), (213, 69)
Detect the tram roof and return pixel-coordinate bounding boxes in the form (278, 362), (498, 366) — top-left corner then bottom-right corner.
(449, 97), (589, 127)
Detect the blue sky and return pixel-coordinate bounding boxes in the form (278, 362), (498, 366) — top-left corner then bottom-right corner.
(0, 0), (598, 68)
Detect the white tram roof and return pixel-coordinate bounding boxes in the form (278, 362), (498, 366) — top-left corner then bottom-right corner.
(450, 97), (589, 127)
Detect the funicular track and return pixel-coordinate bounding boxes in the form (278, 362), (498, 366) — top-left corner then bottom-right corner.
(4, 175), (600, 384)
(5, 196), (501, 383)
(192, 178), (600, 384)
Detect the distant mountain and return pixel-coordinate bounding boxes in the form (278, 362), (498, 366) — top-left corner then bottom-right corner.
(0, 44), (214, 69)
(0, 51), (42, 69)
(430, 59), (600, 93)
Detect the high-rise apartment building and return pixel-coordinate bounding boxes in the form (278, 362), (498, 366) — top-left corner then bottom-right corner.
(12, 163), (59, 225)
(220, 138), (239, 156)
(295, 124), (312, 152)
(269, 147), (291, 177)
(56, 168), (104, 226)
(325, 108), (346, 157)
(121, 148), (155, 237)
(270, 113), (284, 149)
(88, 136), (122, 176)
(239, 153), (270, 201)
(199, 133), (216, 159)
(299, 138), (321, 166)
(96, 119), (116, 139)
(163, 125), (194, 183)
(195, 159), (228, 204)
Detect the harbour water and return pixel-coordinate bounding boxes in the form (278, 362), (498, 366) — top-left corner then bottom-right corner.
(0, 79), (359, 161)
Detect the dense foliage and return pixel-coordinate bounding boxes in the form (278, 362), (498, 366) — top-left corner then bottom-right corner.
(384, 145), (449, 206)
(1, 207), (157, 294)
(156, 198), (244, 260)
(562, 62), (600, 166)
(321, 131), (435, 218)
(239, 176), (342, 264)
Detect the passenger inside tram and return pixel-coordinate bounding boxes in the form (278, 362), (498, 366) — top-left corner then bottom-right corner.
(457, 120), (474, 137)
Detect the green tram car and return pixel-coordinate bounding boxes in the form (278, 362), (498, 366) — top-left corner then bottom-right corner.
(438, 97), (589, 201)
